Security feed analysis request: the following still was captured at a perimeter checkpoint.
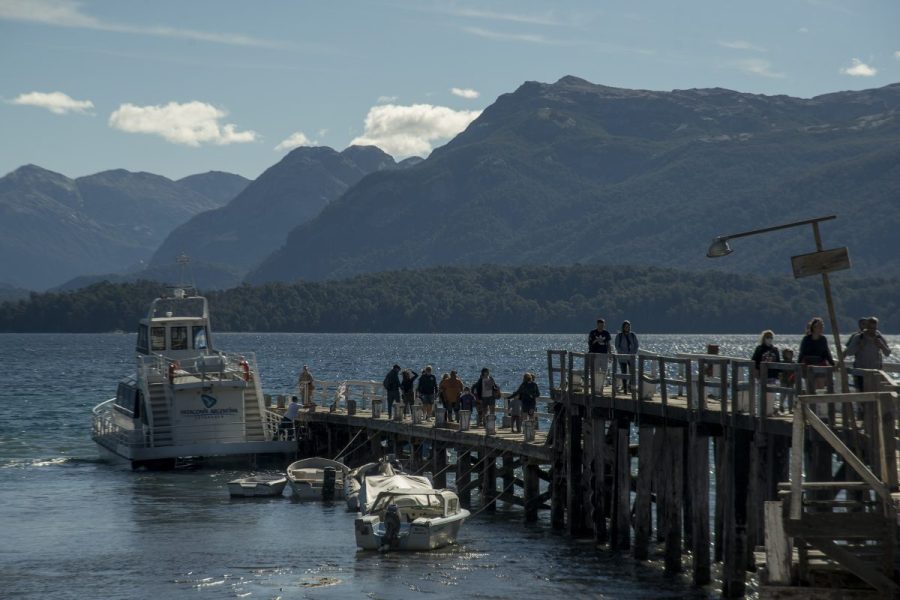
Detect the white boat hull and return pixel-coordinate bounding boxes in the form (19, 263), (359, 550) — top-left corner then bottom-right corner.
(228, 476), (288, 497)
(286, 458), (349, 501)
(354, 510), (469, 551)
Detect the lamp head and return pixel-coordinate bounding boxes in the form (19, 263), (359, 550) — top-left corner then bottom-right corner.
(706, 237), (733, 258)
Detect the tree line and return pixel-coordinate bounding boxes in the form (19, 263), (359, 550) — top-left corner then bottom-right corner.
(0, 265), (897, 334)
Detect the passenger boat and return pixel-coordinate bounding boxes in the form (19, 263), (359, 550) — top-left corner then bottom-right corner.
(286, 457), (350, 500)
(354, 476), (469, 551)
(228, 474), (288, 497)
(91, 285), (295, 469)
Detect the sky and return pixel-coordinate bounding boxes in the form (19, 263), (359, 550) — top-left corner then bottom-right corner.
(1, 0), (898, 181)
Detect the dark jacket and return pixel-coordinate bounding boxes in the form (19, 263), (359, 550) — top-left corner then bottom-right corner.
(471, 376), (499, 401)
(383, 368), (401, 392)
(510, 381), (541, 412)
(417, 373), (438, 394)
(798, 335), (834, 366)
(400, 370), (419, 393)
(588, 328), (611, 354)
(751, 344), (781, 375)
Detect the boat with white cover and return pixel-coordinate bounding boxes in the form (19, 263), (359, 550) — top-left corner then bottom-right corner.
(228, 475), (288, 497)
(354, 475), (469, 551)
(345, 456), (408, 511)
(286, 457), (350, 500)
(91, 284), (295, 469)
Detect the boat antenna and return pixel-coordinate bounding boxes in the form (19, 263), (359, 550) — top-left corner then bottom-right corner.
(175, 253), (197, 294)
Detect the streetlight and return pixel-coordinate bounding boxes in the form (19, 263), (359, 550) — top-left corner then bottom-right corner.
(706, 214), (850, 392)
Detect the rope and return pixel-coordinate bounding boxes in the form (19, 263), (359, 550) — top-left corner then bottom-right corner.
(333, 428), (380, 462)
(468, 478), (519, 518)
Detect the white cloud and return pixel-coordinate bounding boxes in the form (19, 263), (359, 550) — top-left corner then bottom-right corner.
(734, 58), (785, 78)
(11, 91), (93, 114)
(451, 87), (480, 99)
(377, 95), (399, 104)
(718, 40), (766, 52)
(840, 58), (877, 76)
(0, 0), (286, 48)
(798, 27), (809, 33)
(463, 26), (562, 45)
(274, 131), (316, 152)
(446, 8), (564, 26)
(350, 104), (481, 159)
(108, 101), (257, 146)
(894, 51), (900, 60)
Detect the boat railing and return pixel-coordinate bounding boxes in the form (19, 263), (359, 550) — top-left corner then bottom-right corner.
(138, 351), (260, 385)
(91, 398), (143, 448)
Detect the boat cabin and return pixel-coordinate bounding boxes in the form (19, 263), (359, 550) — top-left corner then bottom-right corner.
(135, 288), (213, 360)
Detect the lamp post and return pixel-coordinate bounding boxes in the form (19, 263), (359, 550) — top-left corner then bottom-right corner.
(706, 214), (850, 393)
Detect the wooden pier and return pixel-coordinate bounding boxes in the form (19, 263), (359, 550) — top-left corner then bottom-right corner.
(280, 350), (900, 598)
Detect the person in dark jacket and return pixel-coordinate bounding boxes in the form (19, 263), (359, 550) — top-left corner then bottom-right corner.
(614, 320), (639, 393)
(751, 329), (782, 381)
(400, 369), (419, 417)
(471, 367), (500, 427)
(508, 372), (540, 424)
(417, 365), (438, 420)
(382, 364), (401, 419)
(797, 317), (834, 391)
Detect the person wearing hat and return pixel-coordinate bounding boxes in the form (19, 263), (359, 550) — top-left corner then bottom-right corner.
(845, 316), (891, 391)
(614, 320), (639, 393)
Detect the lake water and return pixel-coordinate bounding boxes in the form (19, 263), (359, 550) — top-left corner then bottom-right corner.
(2, 332), (897, 599)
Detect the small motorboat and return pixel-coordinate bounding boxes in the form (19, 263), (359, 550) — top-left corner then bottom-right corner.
(354, 476), (469, 551)
(286, 457), (349, 500)
(228, 474), (288, 498)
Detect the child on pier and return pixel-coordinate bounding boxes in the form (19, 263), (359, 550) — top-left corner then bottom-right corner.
(508, 394), (523, 433)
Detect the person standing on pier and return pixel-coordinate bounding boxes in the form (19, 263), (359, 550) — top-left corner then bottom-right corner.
(417, 366), (438, 420)
(798, 317), (834, 391)
(472, 367), (500, 427)
(751, 330), (781, 382)
(614, 321), (639, 393)
(400, 368), (419, 417)
(383, 364), (402, 419)
(845, 316), (891, 391)
(297, 365), (315, 405)
(588, 318), (612, 388)
(440, 370), (464, 423)
(508, 372), (540, 425)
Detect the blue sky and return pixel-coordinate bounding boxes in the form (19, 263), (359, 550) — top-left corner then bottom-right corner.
(1, 0), (898, 180)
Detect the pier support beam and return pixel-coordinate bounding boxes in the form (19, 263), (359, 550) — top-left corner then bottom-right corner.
(663, 426), (684, 575)
(689, 424), (711, 585)
(433, 442), (447, 489)
(592, 418), (609, 543)
(482, 450), (497, 512)
(551, 403), (567, 530)
(456, 447), (472, 508)
(567, 404), (587, 537)
(524, 460), (541, 523)
(633, 425), (655, 560)
(722, 429), (751, 598)
(612, 419), (632, 549)
(502, 454), (515, 507)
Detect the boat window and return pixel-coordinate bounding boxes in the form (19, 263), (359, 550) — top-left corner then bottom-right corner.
(133, 390), (142, 419)
(136, 324), (148, 353)
(151, 327), (166, 351)
(171, 326), (188, 350)
(192, 326), (208, 350)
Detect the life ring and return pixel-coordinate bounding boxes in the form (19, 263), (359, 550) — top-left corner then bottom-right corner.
(240, 359), (251, 382)
(168, 361), (180, 384)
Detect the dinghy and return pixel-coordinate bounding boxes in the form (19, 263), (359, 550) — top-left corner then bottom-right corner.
(227, 474), (288, 497)
(286, 457), (349, 500)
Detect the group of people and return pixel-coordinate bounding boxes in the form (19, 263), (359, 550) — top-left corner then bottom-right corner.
(382, 365), (541, 432)
(750, 315), (891, 391)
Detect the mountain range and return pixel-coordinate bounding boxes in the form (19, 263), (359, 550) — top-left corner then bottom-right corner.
(248, 76), (900, 283)
(0, 166), (248, 289)
(4, 76), (900, 293)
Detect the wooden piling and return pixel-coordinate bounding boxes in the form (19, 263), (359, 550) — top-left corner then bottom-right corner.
(633, 425), (655, 560)
(551, 403), (567, 530)
(457, 447), (472, 508)
(482, 450), (497, 512)
(689, 423), (711, 585)
(612, 419), (632, 549)
(664, 426), (684, 575)
(524, 460), (540, 523)
(567, 405), (587, 537)
(433, 442), (447, 488)
(592, 418), (609, 543)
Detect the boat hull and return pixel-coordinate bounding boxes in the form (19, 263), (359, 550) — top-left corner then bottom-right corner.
(228, 476), (288, 497)
(354, 511), (468, 551)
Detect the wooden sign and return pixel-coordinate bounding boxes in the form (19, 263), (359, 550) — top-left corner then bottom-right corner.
(791, 247), (851, 279)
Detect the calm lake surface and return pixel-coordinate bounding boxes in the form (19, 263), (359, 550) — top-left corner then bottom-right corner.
(3, 332), (897, 599)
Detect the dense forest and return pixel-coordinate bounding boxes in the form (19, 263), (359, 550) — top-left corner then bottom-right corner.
(1, 265), (898, 334)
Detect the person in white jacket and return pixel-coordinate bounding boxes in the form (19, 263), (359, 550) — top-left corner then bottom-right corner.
(614, 321), (639, 393)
